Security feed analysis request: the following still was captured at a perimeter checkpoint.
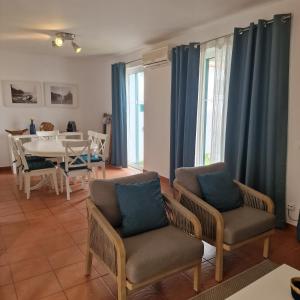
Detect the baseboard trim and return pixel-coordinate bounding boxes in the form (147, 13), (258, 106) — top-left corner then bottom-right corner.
(0, 166), (12, 172)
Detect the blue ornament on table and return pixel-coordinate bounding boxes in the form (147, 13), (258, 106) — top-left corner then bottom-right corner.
(29, 119), (36, 135)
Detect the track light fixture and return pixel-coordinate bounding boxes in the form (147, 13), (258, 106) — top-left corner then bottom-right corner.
(72, 41), (82, 53)
(52, 32), (82, 53)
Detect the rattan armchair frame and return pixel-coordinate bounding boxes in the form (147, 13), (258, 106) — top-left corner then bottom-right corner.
(173, 179), (275, 282)
(85, 193), (203, 300)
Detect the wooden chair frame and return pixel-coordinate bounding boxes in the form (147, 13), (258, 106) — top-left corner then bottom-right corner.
(15, 140), (59, 199)
(173, 179), (275, 282)
(87, 130), (107, 179)
(85, 193), (203, 300)
(36, 130), (59, 140)
(60, 140), (92, 200)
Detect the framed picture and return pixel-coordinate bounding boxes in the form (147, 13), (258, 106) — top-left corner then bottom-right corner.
(45, 82), (78, 108)
(2, 80), (43, 107)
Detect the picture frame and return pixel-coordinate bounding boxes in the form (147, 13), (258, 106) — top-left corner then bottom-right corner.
(2, 80), (44, 107)
(44, 82), (78, 108)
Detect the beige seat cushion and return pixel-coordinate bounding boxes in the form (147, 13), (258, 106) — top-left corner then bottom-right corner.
(222, 206), (275, 245)
(124, 225), (203, 284)
(89, 172), (159, 227)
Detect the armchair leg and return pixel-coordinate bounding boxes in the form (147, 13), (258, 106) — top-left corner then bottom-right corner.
(117, 278), (127, 300)
(193, 263), (201, 292)
(215, 245), (223, 282)
(85, 249), (93, 275)
(263, 237), (270, 258)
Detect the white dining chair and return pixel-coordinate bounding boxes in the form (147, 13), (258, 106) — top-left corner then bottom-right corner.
(8, 135), (23, 187)
(36, 130), (59, 140)
(16, 140), (59, 199)
(87, 130), (107, 179)
(59, 140), (92, 200)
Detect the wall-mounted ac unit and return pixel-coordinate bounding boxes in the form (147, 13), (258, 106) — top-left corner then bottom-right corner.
(142, 46), (170, 67)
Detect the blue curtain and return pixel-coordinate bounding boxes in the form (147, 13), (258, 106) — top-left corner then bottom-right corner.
(225, 14), (291, 228)
(111, 63), (128, 168)
(170, 43), (200, 182)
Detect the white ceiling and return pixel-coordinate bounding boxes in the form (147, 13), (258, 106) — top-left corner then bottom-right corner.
(0, 0), (277, 57)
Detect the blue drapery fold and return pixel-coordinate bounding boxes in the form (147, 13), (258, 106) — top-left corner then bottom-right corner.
(111, 63), (128, 168)
(170, 43), (200, 182)
(225, 14), (291, 228)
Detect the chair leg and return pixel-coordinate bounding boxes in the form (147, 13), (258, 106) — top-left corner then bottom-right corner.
(52, 173), (59, 196)
(19, 171), (23, 191)
(215, 244), (223, 282)
(193, 263), (202, 292)
(25, 175), (30, 200)
(60, 172), (64, 193)
(263, 237), (271, 258)
(102, 165), (106, 179)
(81, 177), (85, 189)
(85, 249), (93, 275)
(66, 176), (71, 200)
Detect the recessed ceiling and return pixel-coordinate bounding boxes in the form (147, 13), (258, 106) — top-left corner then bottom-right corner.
(0, 0), (278, 57)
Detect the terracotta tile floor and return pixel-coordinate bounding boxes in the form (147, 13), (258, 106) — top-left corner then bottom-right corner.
(0, 166), (299, 300)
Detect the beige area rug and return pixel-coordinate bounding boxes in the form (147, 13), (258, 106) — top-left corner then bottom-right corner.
(190, 260), (279, 300)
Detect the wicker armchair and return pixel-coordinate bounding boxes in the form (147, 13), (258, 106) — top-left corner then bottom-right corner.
(86, 172), (204, 300)
(174, 163), (275, 282)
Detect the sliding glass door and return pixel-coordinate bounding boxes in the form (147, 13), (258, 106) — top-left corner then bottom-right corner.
(195, 36), (233, 166)
(126, 67), (144, 170)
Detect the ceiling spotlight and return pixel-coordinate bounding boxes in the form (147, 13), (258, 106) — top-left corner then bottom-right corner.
(52, 32), (82, 53)
(54, 36), (64, 47)
(72, 41), (82, 53)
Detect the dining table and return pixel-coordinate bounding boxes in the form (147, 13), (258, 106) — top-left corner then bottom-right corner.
(22, 139), (88, 158)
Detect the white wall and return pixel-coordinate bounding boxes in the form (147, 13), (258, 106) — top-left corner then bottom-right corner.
(77, 56), (113, 132)
(144, 63), (171, 178)
(0, 50), (87, 166)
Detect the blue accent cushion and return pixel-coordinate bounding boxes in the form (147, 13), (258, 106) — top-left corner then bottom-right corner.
(196, 170), (243, 212)
(59, 160), (88, 171)
(26, 159), (55, 171)
(81, 154), (102, 163)
(116, 178), (169, 237)
(25, 155), (45, 162)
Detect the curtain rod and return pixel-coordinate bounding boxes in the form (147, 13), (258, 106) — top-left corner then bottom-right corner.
(126, 58), (143, 65)
(239, 14), (291, 34)
(125, 33), (232, 64)
(125, 14), (291, 64)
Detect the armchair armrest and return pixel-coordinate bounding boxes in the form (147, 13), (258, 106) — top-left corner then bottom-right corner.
(234, 180), (274, 214)
(173, 180), (224, 245)
(163, 192), (202, 239)
(86, 198), (126, 276)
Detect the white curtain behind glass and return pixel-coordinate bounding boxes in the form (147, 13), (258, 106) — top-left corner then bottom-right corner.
(195, 35), (233, 166)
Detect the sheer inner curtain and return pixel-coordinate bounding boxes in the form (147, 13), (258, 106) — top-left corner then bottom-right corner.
(195, 35), (233, 166)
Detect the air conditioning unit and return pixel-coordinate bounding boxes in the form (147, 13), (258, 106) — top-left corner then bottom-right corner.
(142, 46), (170, 67)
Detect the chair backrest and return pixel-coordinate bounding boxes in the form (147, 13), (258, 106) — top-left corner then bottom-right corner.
(16, 135), (32, 144)
(62, 140), (91, 172)
(89, 171), (159, 227)
(87, 130), (107, 159)
(15, 140), (29, 171)
(175, 163), (225, 197)
(59, 132), (83, 140)
(7, 134), (21, 167)
(36, 130), (59, 141)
